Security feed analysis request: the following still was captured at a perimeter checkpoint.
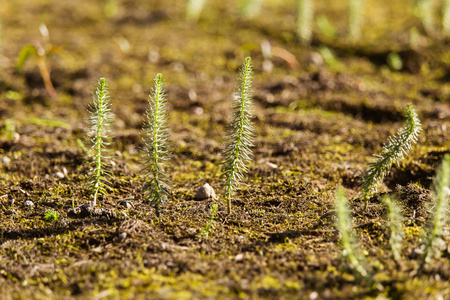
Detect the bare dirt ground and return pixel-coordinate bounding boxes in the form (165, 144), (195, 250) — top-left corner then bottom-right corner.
(0, 0), (449, 299)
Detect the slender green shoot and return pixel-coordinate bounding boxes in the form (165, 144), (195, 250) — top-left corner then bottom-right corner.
(421, 154), (450, 269)
(221, 57), (255, 215)
(414, 0), (435, 34)
(87, 78), (113, 207)
(443, 0), (450, 35)
(240, 0), (263, 19)
(297, 0), (314, 45)
(186, 0), (206, 21)
(360, 103), (422, 207)
(348, 0), (364, 40)
(198, 204), (219, 238)
(142, 73), (171, 216)
(335, 188), (369, 279)
(381, 195), (405, 263)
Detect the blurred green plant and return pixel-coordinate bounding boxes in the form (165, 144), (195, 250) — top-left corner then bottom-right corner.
(186, 0), (206, 21)
(44, 209), (60, 222)
(198, 204), (219, 238)
(221, 57), (255, 215)
(16, 24), (63, 99)
(381, 195), (405, 263)
(142, 73), (172, 216)
(348, 0), (364, 40)
(420, 154), (450, 269)
(360, 103), (422, 208)
(414, 0), (435, 34)
(297, 0), (314, 45)
(316, 15), (337, 38)
(443, 0), (450, 35)
(240, 0), (263, 19)
(86, 78), (113, 207)
(387, 52), (403, 71)
(335, 188), (370, 280)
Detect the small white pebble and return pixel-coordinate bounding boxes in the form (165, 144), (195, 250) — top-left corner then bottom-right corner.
(55, 172), (64, 179)
(309, 292), (319, 300)
(24, 200), (34, 207)
(195, 183), (216, 200)
(2, 156), (11, 166)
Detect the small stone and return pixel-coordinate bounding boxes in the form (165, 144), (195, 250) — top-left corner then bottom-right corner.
(24, 200), (34, 207)
(55, 172), (65, 179)
(2, 156), (11, 167)
(117, 232), (127, 242)
(119, 201), (133, 209)
(195, 183), (216, 200)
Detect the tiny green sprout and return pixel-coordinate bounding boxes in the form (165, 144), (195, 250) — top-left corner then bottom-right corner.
(186, 0), (206, 21)
(198, 204), (219, 238)
(221, 57), (255, 214)
(421, 154), (450, 269)
(381, 195), (405, 263)
(348, 0), (364, 40)
(44, 209), (60, 222)
(142, 73), (171, 216)
(335, 188), (369, 280)
(86, 78), (113, 207)
(297, 0), (314, 45)
(361, 103), (422, 208)
(17, 24), (63, 99)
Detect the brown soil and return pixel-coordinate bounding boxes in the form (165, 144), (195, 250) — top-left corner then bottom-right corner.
(1, 0), (450, 299)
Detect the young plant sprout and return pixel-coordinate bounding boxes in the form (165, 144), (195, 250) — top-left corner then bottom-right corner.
(421, 154), (450, 269)
(86, 78), (113, 207)
(221, 57), (255, 215)
(17, 24), (62, 99)
(297, 0), (314, 45)
(142, 73), (171, 216)
(348, 0), (364, 40)
(335, 188), (369, 280)
(381, 195), (405, 263)
(186, 0), (206, 21)
(360, 103), (422, 208)
(44, 209), (60, 222)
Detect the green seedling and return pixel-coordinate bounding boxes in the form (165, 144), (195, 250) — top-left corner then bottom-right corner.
(361, 103), (422, 208)
(381, 195), (405, 263)
(44, 209), (60, 222)
(86, 78), (113, 207)
(297, 0), (314, 45)
(221, 57), (255, 214)
(240, 0), (263, 19)
(186, 0), (206, 21)
(142, 73), (172, 216)
(414, 0), (435, 34)
(420, 154), (450, 269)
(335, 187), (370, 280)
(17, 24), (62, 99)
(198, 204), (219, 238)
(443, 0), (450, 35)
(348, 0), (364, 40)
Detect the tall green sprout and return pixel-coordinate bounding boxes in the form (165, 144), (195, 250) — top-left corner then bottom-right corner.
(186, 0), (206, 21)
(297, 0), (314, 45)
(87, 78), (113, 207)
(381, 195), (405, 263)
(221, 57), (255, 215)
(348, 0), (364, 40)
(361, 103), (422, 207)
(335, 188), (369, 279)
(142, 73), (171, 216)
(443, 0), (450, 35)
(414, 0), (435, 34)
(421, 154), (450, 268)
